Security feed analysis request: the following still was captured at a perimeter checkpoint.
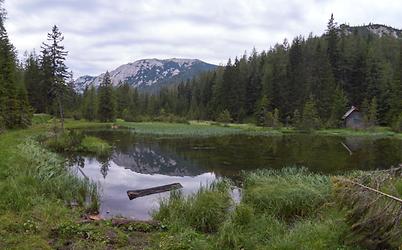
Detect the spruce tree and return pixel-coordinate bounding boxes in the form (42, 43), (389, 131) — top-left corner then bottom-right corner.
(326, 14), (339, 80)
(329, 86), (348, 128)
(300, 96), (321, 131)
(82, 86), (97, 121)
(24, 51), (43, 112)
(97, 72), (116, 122)
(255, 95), (270, 126)
(368, 97), (378, 127)
(41, 25), (69, 131)
(0, 1), (32, 129)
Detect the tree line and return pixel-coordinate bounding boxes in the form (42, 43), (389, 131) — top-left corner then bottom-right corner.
(3, 8), (402, 131)
(104, 14), (400, 130)
(0, 1), (31, 131)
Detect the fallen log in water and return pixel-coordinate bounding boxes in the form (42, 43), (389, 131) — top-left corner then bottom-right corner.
(127, 183), (183, 200)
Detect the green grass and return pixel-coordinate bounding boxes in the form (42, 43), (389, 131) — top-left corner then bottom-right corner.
(116, 121), (285, 137)
(80, 136), (112, 155)
(316, 126), (401, 138)
(154, 181), (232, 234)
(32, 113), (53, 125)
(31, 118), (402, 139)
(151, 169), (356, 250)
(42, 128), (112, 155)
(116, 120), (402, 139)
(0, 123), (157, 249)
(243, 167), (331, 219)
(0, 126), (95, 248)
(1, 118), (400, 249)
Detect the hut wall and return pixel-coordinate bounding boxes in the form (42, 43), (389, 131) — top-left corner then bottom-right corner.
(345, 111), (364, 129)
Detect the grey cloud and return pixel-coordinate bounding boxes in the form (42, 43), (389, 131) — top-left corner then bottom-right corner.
(4, 0), (402, 77)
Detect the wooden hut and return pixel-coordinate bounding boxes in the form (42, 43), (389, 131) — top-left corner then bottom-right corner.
(342, 106), (364, 129)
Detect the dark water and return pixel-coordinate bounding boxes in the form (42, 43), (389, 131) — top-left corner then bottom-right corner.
(68, 129), (402, 220)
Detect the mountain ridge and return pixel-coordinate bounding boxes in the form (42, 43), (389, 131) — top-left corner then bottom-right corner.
(74, 58), (217, 92)
(338, 23), (402, 38)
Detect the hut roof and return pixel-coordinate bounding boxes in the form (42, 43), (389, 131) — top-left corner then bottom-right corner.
(342, 106), (359, 120)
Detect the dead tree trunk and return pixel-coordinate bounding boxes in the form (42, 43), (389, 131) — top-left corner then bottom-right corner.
(127, 183), (183, 200)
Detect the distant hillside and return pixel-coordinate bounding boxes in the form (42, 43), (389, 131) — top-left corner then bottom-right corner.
(339, 23), (402, 38)
(74, 58), (217, 92)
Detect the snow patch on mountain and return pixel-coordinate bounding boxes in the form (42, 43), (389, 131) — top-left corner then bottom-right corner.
(339, 24), (402, 38)
(74, 58), (216, 92)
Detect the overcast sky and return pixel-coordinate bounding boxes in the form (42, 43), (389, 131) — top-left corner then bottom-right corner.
(4, 0), (402, 78)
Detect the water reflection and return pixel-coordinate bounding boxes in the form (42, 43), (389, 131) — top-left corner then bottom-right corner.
(68, 129), (402, 219)
(72, 157), (216, 220)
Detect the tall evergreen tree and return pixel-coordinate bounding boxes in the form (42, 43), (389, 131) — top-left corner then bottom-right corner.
(0, 1), (32, 129)
(24, 51), (43, 112)
(82, 86), (97, 121)
(299, 96), (321, 131)
(97, 72), (116, 122)
(329, 86), (348, 127)
(326, 14), (340, 80)
(41, 25), (69, 130)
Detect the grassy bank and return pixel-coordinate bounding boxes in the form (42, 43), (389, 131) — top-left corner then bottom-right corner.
(0, 124), (159, 249)
(114, 120), (402, 139)
(31, 117), (402, 138)
(151, 168), (402, 249)
(1, 119), (401, 249)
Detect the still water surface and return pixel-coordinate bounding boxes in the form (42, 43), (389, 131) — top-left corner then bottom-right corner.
(68, 129), (402, 220)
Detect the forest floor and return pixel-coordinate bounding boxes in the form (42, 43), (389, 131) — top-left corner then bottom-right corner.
(0, 118), (401, 249)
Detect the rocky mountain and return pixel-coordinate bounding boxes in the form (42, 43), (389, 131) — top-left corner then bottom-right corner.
(74, 58), (217, 92)
(339, 23), (402, 38)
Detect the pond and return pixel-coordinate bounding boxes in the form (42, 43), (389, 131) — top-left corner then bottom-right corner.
(67, 129), (402, 220)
